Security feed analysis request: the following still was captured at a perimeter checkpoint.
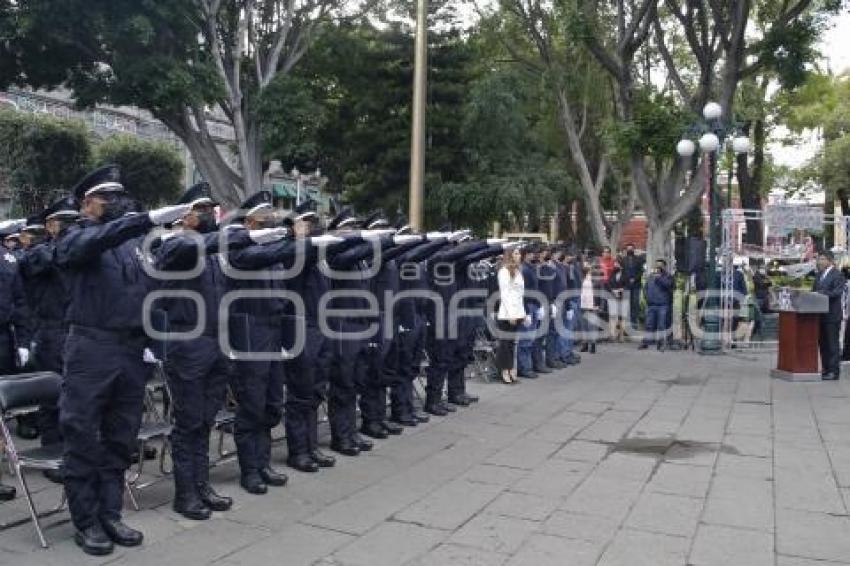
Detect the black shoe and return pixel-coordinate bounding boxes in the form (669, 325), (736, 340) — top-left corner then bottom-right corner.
(287, 453), (320, 473)
(197, 482), (232, 511)
(380, 421), (404, 435)
(360, 422), (389, 439)
(310, 449), (336, 468)
(517, 371), (538, 379)
(259, 466), (288, 487)
(390, 414), (418, 427)
(75, 524), (114, 556)
(413, 412), (430, 423)
(43, 468), (64, 484)
(823, 373), (839, 381)
(100, 519), (143, 547)
(174, 493), (212, 520)
(424, 403), (448, 416)
(638, 344), (649, 350)
(0, 482), (16, 501)
(240, 474), (268, 495)
(534, 366), (553, 374)
(330, 438), (360, 457)
(548, 362), (566, 369)
(352, 434), (373, 452)
(447, 395), (471, 407)
(440, 402), (457, 413)
(580, 344), (589, 352)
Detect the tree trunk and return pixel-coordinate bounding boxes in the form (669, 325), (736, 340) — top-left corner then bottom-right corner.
(575, 199), (593, 250)
(825, 193), (836, 249)
(646, 220), (673, 268)
(738, 119), (765, 246)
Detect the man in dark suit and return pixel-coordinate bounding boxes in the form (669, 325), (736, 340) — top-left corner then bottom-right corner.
(813, 251), (846, 381)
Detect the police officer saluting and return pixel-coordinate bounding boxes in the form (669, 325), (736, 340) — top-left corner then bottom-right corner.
(153, 182), (255, 519)
(56, 165), (191, 555)
(18, 196), (80, 480)
(0, 217), (30, 501)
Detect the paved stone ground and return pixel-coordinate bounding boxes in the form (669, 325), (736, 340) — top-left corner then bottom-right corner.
(3, 344), (850, 565)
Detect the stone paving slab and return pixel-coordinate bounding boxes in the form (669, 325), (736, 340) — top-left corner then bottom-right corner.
(5, 344), (850, 564)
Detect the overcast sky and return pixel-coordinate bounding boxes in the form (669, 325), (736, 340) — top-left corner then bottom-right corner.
(770, 10), (850, 169)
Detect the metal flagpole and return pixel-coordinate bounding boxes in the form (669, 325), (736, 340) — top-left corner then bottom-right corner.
(408, 0), (428, 232)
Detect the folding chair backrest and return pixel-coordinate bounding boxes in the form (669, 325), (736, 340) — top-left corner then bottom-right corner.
(0, 372), (61, 413)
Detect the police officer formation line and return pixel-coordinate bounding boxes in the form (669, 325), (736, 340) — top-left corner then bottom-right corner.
(2, 165), (577, 557)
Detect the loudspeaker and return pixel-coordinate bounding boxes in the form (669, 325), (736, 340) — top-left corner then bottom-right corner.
(674, 237), (688, 273)
(687, 237), (706, 274)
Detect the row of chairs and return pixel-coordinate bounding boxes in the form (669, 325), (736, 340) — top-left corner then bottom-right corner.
(0, 342), (494, 550)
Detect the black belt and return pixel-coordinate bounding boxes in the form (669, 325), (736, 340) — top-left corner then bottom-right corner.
(69, 324), (147, 345)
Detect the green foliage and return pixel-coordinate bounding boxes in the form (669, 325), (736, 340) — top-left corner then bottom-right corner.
(0, 109), (91, 214)
(258, 74), (327, 167)
(608, 89), (690, 162)
(95, 135), (184, 207)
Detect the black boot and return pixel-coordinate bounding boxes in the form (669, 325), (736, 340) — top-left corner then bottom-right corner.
(0, 482), (16, 501)
(424, 392), (448, 416)
(174, 489), (212, 520)
(360, 421), (389, 439)
(259, 466), (288, 487)
(447, 394), (471, 407)
(380, 421), (404, 435)
(330, 437), (360, 456)
(413, 411), (430, 423)
(352, 433), (373, 452)
(100, 519), (143, 547)
(310, 449), (336, 468)
(197, 482), (232, 512)
(74, 524), (114, 556)
(390, 413), (418, 427)
(240, 473), (268, 495)
(287, 453), (320, 473)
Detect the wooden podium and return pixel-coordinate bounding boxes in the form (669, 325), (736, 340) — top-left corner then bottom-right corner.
(771, 290), (828, 382)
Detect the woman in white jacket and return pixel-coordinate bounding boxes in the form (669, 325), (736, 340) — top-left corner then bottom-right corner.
(496, 247), (526, 384)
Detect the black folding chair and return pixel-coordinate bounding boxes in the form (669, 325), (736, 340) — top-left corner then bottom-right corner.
(126, 360), (174, 510)
(0, 371), (65, 548)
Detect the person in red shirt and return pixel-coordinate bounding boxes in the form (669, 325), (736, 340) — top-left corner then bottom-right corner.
(599, 246), (615, 284)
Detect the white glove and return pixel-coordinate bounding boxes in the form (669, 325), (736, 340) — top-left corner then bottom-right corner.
(536, 306), (546, 320)
(143, 348), (159, 364)
(567, 309), (574, 321)
(551, 304), (558, 318)
(487, 238), (508, 245)
(16, 347), (29, 367)
(426, 231), (447, 241)
(449, 230), (471, 242)
(148, 203), (192, 225)
(393, 234), (422, 245)
(523, 315), (532, 327)
(249, 227), (289, 244)
(361, 229), (396, 239)
(310, 234), (344, 246)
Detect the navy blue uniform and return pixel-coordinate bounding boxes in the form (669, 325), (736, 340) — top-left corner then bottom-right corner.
(55, 213), (156, 532)
(155, 229), (252, 499)
(324, 238), (393, 445)
(19, 240), (69, 445)
(425, 241), (488, 407)
(389, 239), (450, 420)
(0, 251), (32, 374)
(359, 238), (427, 427)
(227, 237), (302, 483)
